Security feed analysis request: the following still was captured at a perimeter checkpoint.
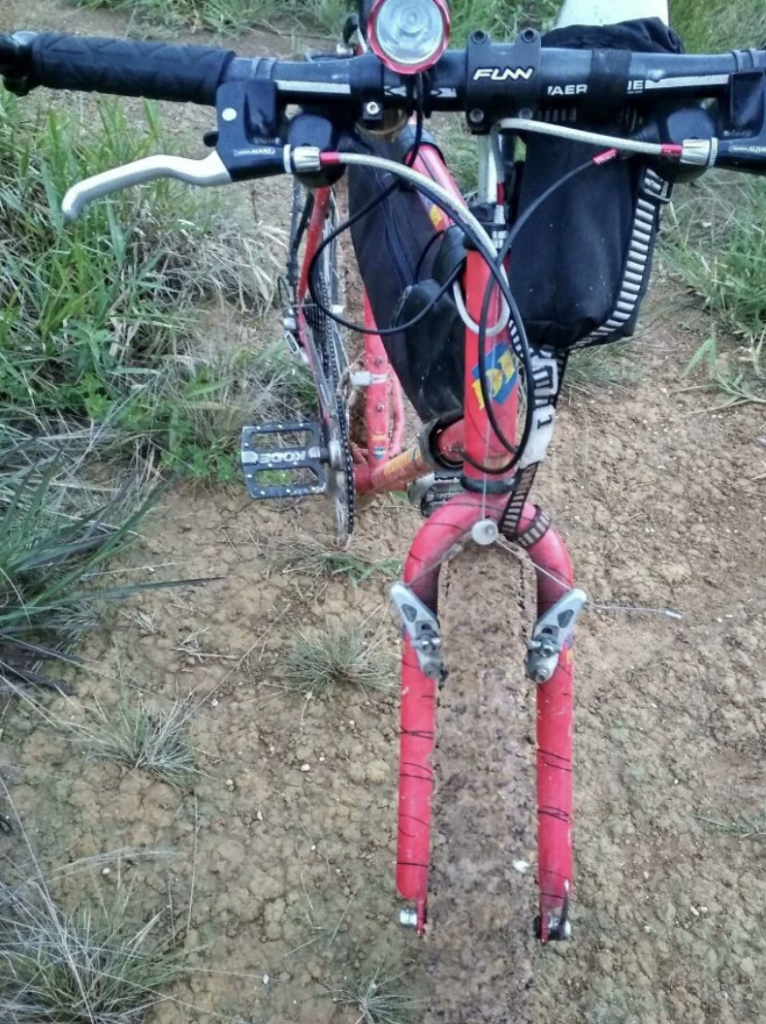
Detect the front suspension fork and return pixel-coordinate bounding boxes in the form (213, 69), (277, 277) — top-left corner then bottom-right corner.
(393, 493), (576, 941)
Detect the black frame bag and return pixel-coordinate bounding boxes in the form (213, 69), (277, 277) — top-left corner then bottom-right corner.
(347, 18), (683, 421)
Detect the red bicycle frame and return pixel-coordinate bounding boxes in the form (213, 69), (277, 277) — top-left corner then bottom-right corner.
(294, 138), (575, 943)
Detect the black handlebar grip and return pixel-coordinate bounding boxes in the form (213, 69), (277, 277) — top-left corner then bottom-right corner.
(29, 32), (235, 105)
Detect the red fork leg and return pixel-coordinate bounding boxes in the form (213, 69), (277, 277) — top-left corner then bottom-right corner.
(396, 496), (575, 941)
(520, 512), (575, 942)
(397, 494), (486, 932)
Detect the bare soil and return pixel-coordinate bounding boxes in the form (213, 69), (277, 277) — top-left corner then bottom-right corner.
(2, 4), (766, 1024)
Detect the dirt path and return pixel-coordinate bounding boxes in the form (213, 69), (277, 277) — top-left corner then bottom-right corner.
(2, 3), (766, 1023)
(533, 303), (766, 1024)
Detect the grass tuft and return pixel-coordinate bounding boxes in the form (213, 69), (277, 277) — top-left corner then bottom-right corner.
(273, 538), (401, 583)
(697, 808), (766, 839)
(669, 0), (766, 52)
(330, 958), (424, 1024)
(0, 879), (188, 1024)
(284, 625), (394, 695)
(72, 697), (197, 787)
(71, 0), (558, 39)
(0, 434), (166, 694)
(564, 344), (644, 398)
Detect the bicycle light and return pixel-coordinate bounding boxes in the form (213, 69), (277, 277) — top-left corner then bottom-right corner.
(368, 0), (450, 75)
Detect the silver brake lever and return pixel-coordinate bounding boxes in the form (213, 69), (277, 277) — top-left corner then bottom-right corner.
(62, 151), (232, 221)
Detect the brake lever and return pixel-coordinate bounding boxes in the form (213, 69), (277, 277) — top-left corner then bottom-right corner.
(62, 151), (232, 220)
(62, 143), (324, 220)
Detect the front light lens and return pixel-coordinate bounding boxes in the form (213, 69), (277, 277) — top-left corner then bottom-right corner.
(370, 0), (449, 73)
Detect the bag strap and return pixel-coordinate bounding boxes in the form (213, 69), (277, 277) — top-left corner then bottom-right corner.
(578, 167), (671, 347)
(499, 346), (568, 538)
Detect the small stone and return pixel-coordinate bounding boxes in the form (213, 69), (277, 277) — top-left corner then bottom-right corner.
(300, 764), (311, 773)
(512, 860), (530, 874)
(102, 868), (111, 876)
(644, 925), (651, 933)
(256, 810), (264, 822)
(319, 756), (325, 763)
(263, 974), (270, 985)
(226, 779), (234, 788)
(365, 760), (389, 784)
(690, 905), (700, 917)
(740, 958), (756, 979)
(211, 698), (219, 707)
(643, 871), (650, 881)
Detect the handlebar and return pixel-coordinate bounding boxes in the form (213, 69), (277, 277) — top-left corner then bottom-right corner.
(2, 26), (766, 215)
(2, 29), (764, 113)
(0, 31), (236, 104)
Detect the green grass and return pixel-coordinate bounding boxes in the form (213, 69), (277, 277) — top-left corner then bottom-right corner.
(69, 0), (766, 47)
(0, 881), (188, 1024)
(564, 344), (644, 397)
(284, 624), (394, 695)
(72, 0), (346, 34)
(71, 0), (556, 39)
(0, 437), (170, 694)
(669, 0), (766, 52)
(0, 90), (284, 482)
(668, 176), (766, 403)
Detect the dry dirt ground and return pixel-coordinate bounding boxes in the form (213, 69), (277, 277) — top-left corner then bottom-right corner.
(2, 4), (766, 1024)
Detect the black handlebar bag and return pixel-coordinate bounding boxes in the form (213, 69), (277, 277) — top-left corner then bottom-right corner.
(508, 17), (683, 351)
(347, 18), (683, 421)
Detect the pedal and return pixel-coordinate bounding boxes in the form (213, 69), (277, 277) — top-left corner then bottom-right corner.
(409, 473), (464, 518)
(241, 422), (327, 500)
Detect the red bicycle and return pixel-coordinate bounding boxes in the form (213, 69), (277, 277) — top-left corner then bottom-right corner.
(3, 0), (765, 947)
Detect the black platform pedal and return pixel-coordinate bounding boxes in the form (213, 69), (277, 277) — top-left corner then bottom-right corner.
(241, 422), (327, 500)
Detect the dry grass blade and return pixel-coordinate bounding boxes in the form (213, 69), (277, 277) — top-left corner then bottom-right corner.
(564, 344), (643, 398)
(272, 539), (402, 583)
(284, 625), (395, 696)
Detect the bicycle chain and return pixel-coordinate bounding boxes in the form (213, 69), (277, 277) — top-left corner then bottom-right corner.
(307, 267), (355, 541)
